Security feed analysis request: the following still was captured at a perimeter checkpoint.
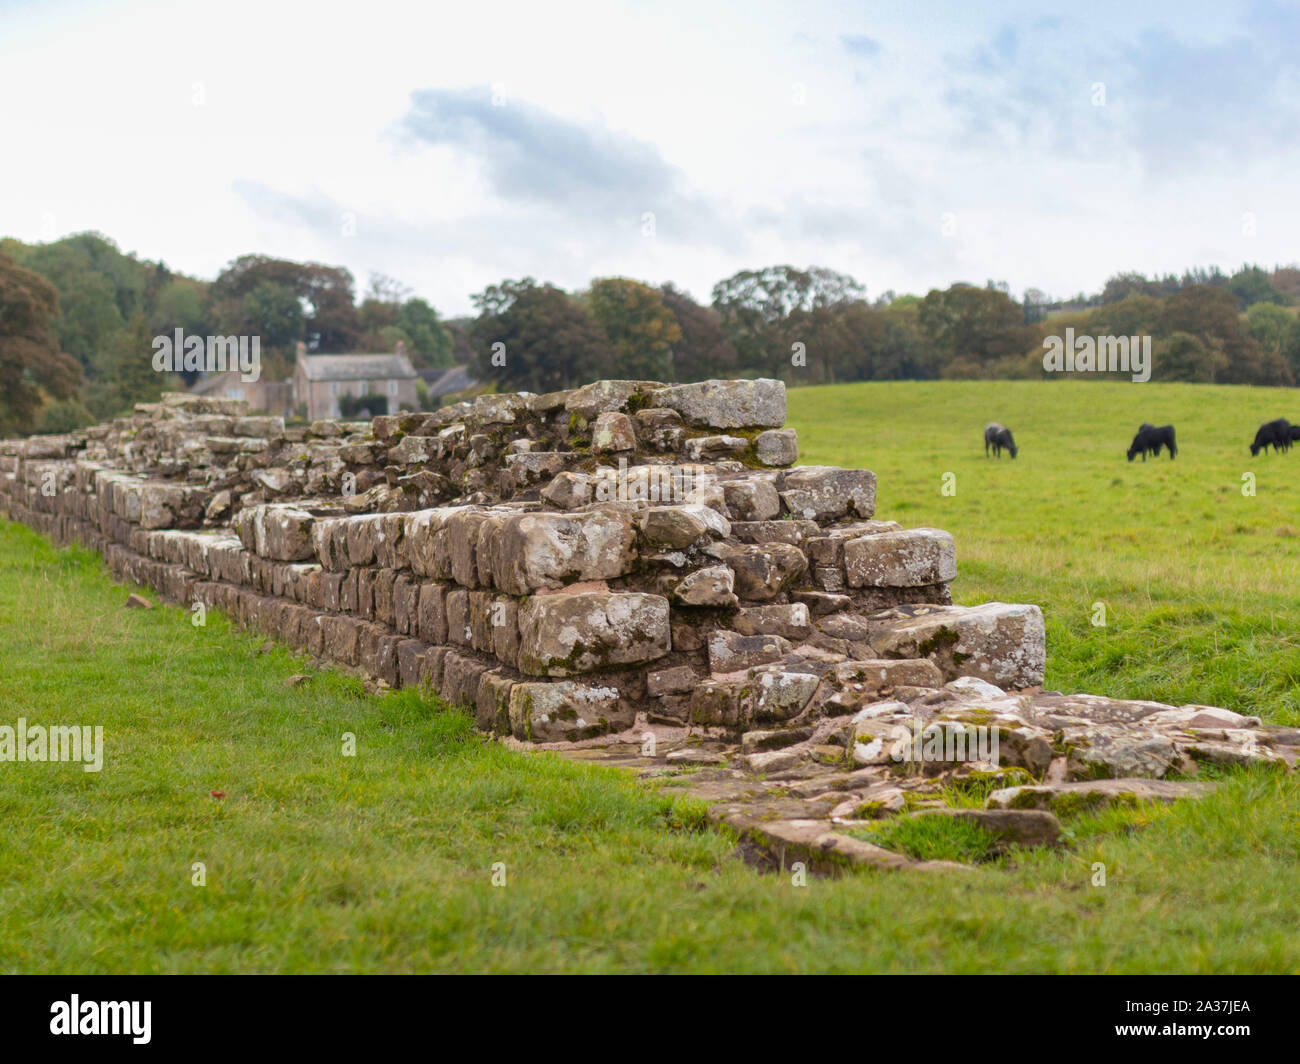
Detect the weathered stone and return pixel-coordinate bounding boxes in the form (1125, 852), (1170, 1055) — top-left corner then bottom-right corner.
(866, 602), (1046, 689)
(724, 542), (808, 602)
(504, 451), (567, 486)
(843, 528), (956, 588)
(259, 505), (318, 562)
(387, 436), (438, 465)
(791, 590), (852, 616)
(833, 658), (945, 697)
(591, 412), (636, 453)
(495, 510), (637, 595)
(684, 435), (749, 461)
(651, 378), (786, 428)
(1064, 730), (1180, 780)
(565, 380), (658, 420)
(731, 519), (820, 546)
(509, 681), (630, 742)
(732, 603), (812, 640)
(741, 727), (814, 753)
(708, 630), (793, 672)
(987, 778), (1218, 813)
(721, 477), (781, 521)
(909, 808), (1061, 850)
(646, 665), (700, 696)
(638, 504), (728, 548)
(749, 667), (820, 721)
(540, 471), (593, 509)
(755, 428), (798, 466)
(517, 591), (671, 676)
(778, 467), (876, 522)
(673, 565), (738, 607)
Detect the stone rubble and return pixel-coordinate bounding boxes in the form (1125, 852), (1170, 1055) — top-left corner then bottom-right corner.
(2, 378), (1293, 873)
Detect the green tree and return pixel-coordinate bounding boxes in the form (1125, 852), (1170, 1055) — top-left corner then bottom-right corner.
(212, 255), (359, 353)
(658, 283), (739, 382)
(469, 279), (612, 392)
(711, 266), (866, 377)
(0, 254), (82, 434)
(1159, 285), (1270, 383)
(242, 281), (306, 350)
(1228, 265), (1288, 309)
(585, 278), (680, 381)
(396, 298), (453, 367)
(150, 276), (212, 338)
(1156, 331), (1217, 382)
(918, 284), (1034, 377)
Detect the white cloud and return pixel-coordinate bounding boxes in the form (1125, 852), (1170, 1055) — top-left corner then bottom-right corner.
(1, 0), (1296, 316)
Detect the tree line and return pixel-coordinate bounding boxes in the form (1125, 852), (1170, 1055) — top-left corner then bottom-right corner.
(2, 229), (1299, 436)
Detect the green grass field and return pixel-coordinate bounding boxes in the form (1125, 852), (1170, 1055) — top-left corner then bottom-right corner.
(790, 379), (1300, 725)
(1, 379), (1298, 973)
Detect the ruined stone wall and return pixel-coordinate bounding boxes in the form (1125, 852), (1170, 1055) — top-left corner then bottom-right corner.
(7, 377), (1296, 871)
(0, 379), (1045, 745)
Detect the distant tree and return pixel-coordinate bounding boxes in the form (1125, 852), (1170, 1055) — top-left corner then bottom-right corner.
(104, 313), (170, 413)
(212, 255), (359, 353)
(469, 278), (612, 392)
(1156, 331), (1218, 382)
(38, 397), (94, 433)
(150, 276), (211, 339)
(1159, 285), (1270, 383)
(1099, 272), (1160, 304)
(918, 283), (1034, 377)
(396, 298), (453, 367)
(1022, 287), (1051, 324)
(1270, 266), (1300, 302)
(873, 299), (935, 379)
(1246, 301), (1294, 356)
(585, 278), (681, 381)
(659, 283), (739, 381)
(1228, 265), (1288, 309)
(1086, 294), (1163, 339)
(241, 281), (305, 351)
(0, 253), (82, 434)
(711, 265), (865, 376)
(1281, 317), (1300, 382)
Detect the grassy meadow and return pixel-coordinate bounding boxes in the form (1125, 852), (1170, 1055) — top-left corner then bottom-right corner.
(1, 378), (1298, 973)
(789, 379), (1300, 725)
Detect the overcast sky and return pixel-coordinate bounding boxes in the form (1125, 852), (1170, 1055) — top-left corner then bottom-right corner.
(2, 0), (1297, 316)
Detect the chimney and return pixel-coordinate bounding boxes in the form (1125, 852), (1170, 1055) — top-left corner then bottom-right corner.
(395, 340), (406, 358)
(296, 341), (307, 359)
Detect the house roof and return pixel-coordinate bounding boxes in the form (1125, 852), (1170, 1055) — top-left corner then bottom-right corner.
(298, 353), (417, 381)
(418, 364), (477, 397)
(189, 370), (250, 396)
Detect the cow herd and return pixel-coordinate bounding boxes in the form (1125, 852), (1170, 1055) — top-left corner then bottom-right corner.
(982, 418), (1300, 461)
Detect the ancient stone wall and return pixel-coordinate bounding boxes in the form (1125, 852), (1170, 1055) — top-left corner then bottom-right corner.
(0, 379), (1042, 740)
(4, 378), (1290, 871)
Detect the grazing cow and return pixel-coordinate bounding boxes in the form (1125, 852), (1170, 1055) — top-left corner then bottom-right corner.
(984, 422), (1018, 459)
(1250, 418), (1292, 456)
(1127, 423), (1177, 461)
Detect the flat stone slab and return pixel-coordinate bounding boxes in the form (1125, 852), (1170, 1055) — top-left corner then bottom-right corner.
(986, 778), (1218, 813)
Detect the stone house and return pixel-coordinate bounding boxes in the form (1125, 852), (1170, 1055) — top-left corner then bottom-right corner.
(291, 342), (419, 420)
(189, 372), (295, 417)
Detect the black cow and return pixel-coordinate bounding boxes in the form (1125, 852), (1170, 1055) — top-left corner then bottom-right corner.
(1250, 418), (1292, 456)
(1289, 424), (1300, 444)
(984, 422), (1018, 459)
(1127, 423), (1177, 461)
